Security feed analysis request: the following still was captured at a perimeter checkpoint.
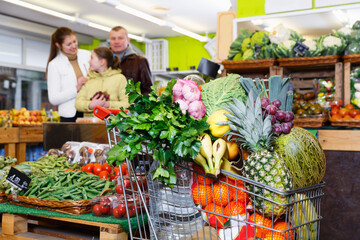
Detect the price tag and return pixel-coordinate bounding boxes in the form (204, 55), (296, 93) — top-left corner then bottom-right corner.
(6, 167), (31, 191)
(293, 41), (309, 57)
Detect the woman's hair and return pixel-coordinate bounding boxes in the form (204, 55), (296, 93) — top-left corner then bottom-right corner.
(46, 27), (75, 74)
(93, 46), (121, 69)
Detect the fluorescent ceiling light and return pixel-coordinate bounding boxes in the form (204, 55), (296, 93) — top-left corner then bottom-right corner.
(115, 3), (167, 26)
(4, 0), (75, 21)
(99, 0), (209, 42)
(4, 0), (150, 42)
(332, 10), (349, 24)
(172, 26), (209, 42)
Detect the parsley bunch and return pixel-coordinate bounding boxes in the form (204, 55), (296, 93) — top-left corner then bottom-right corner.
(106, 79), (209, 186)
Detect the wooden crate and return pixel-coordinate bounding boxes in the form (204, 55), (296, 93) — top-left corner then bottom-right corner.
(1, 212), (128, 240)
(276, 62), (343, 101)
(343, 54), (360, 105)
(222, 60), (280, 79)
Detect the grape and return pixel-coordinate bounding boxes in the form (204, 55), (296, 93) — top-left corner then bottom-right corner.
(284, 111), (295, 122)
(273, 124), (282, 135)
(281, 122), (291, 134)
(289, 121), (294, 128)
(272, 99), (282, 108)
(271, 115), (276, 124)
(266, 104), (278, 115)
(275, 110), (286, 121)
(261, 97), (271, 109)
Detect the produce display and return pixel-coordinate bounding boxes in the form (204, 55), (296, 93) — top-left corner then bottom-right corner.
(350, 66), (360, 108)
(330, 101), (360, 119)
(228, 22), (350, 60)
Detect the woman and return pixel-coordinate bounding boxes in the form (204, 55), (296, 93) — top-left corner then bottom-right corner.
(46, 27), (91, 122)
(75, 46), (129, 117)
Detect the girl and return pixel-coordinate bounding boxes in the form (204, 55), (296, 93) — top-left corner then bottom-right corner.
(47, 27), (90, 122)
(75, 46), (130, 117)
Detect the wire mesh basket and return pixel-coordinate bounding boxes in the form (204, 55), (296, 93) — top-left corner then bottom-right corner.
(94, 106), (325, 240)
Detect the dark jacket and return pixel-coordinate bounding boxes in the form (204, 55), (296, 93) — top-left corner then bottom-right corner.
(120, 54), (153, 95)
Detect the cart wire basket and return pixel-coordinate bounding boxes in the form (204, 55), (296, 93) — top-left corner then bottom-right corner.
(94, 106), (325, 240)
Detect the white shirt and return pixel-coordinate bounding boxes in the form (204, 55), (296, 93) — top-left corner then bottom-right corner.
(47, 49), (91, 118)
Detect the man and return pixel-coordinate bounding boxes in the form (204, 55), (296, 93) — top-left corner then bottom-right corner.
(109, 26), (153, 95)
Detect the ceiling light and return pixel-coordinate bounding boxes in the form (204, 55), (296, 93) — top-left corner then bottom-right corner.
(4, 0), (75, 21)
(99, 0), (209, 42)
(172, 26), (209, 42)
(114, 3), (167, 26)
(332, 10), (349, 24)
(4, 0), (150, 42)
(251, 19), (264, 26)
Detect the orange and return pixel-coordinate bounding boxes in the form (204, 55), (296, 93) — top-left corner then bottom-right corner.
(193, 164), (213, 185)
(343, 115), (352, 119)
(330, 107), (340, 116)
(331, 114), (342, 119)
(345, 104), (355, 111)
(192, 184), (213, 207)
(224, 200), (246, 216)
(355, 115), (360, 119)
(204, 203), (228, 228)
(228, 181), (249, 206)
(339, 108), (350, 117)
(249, 212), (273, 238)
(213, 182), (232, 206)
(265, 221), (294, 240)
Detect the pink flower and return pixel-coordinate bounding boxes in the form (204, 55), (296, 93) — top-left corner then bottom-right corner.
(188, 100), (206, 119)
(175, 99), (189, 114)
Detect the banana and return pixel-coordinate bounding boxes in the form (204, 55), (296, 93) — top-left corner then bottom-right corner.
(212, 138), (227, 177)
(199, 133), (214, 170)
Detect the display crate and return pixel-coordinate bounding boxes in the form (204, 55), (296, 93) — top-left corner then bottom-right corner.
(222, 59), (279, 79)
(276, 59), (343, 102)
(343, 53), (360, 106)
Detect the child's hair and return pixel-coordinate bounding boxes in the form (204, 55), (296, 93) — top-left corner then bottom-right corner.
(93, 46), (121, 69)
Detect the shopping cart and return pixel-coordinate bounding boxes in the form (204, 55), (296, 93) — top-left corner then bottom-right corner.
(94, 106), (325, 240)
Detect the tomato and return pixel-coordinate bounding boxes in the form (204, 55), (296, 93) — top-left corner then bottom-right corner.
(339, 108), (350, 117)
(103, 163), (112, 174)
(81, 166), (86, 171)
(65, 168), (73, 171)
(331, 114), (342, 119)
(115, 184), (124, 194)
(93, 204), (102, 216)
(330, 108), (340, 116)
(121, 163), (128, 175)
(93, 165), (103, 175)
(100, 204), (110, 215)
(117, 203), (126, 217)
(84, 163), (94, 173)
(127, 206), (136, 217)
(113, 167), (121, 177)
(350, 109), (360, 118)
(345, 104), (355, 111)
(99, 171), (110, 179)
(355, 115), (360, 119)
(113, 206), (121, 218)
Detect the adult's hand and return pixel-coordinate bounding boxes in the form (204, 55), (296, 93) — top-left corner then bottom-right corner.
(76, 76), (88, 92)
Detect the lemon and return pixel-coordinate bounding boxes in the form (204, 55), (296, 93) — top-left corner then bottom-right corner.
(207, 110), (231, 137)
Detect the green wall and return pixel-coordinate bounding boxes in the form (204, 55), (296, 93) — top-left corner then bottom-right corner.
(237, 0), (265, 18)
(164, 34), (214, 71)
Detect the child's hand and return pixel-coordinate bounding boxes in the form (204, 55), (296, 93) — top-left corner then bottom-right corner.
(89, 94), (109, 109)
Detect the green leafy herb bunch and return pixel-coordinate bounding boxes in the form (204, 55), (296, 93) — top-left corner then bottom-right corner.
(106, 79), (209, 186)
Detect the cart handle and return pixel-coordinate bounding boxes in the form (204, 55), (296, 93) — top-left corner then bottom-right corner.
(93, 106), (122, 120)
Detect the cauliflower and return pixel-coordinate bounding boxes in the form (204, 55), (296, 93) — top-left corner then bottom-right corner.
(338, 27), (352, 36)
(303, 39), (317, 51)
(323, 36), (342, 47)
(269, 24), (291, 44)
(283, 40), (296, 49)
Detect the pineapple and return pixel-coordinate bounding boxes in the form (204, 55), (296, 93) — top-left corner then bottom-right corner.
(222, 90), (292, 217)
